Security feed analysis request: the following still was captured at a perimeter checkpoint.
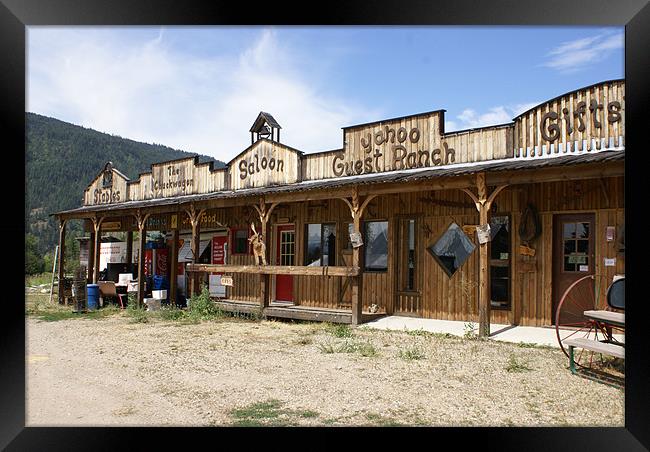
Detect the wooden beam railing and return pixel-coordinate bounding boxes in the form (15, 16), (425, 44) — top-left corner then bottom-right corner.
(186, 264), (359, 277)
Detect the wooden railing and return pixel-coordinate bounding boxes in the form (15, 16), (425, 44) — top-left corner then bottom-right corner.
(186, 263), (359, 277)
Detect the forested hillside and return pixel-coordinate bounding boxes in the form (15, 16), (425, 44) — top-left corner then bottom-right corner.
(25, 112), (225, 273)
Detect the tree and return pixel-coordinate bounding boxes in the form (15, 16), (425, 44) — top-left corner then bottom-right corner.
(25, 233), (44, 275)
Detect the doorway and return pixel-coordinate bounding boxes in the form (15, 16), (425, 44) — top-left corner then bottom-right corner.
(552, 213), (595, 324)
(275, 224), (295, 302)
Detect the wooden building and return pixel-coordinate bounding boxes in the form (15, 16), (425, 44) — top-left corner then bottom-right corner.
(53, 80), (625, 336)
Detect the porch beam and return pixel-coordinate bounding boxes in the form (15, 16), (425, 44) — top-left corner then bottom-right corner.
(460, 173), (509, 338)
(169, 228), (178, 307)
(57, 219), (66, 305)
(91, 216), (105, 284)
(135, 210), (151, 308)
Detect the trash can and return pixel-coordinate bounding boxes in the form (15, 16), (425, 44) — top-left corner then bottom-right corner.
(87, 284), (99, 311)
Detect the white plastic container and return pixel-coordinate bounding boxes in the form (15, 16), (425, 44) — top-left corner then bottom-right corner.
(118, 273), (132, 285)
(152, 290), (167, 300)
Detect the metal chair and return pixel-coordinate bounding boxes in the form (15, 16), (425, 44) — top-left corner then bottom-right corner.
(98, 281), (127, 309)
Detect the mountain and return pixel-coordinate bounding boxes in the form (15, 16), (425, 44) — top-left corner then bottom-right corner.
(25, 112), (226, 265)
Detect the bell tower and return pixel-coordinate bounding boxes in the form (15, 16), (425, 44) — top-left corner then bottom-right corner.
(250, 111), (282, 144)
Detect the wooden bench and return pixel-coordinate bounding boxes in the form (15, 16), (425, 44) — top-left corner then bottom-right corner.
(564, 337), (625, 374)
(583, 310), (625, 328)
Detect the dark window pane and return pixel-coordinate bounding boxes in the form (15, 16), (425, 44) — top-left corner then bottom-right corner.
(491, 278), (509, 303)
(564, 240), (576, 254)
(428, 223), (475, 277)
(564, 257), (575, 272)
(322, 224), (336, 266)
(305, 224), (321, 266)
(234, 229), (249, 254)
(490, 216), (509, 258)
(365, 221), (389, 271)
(577, 240), (588, 253)
(563, 223), (576, 239)
(407, 220), (415, 290)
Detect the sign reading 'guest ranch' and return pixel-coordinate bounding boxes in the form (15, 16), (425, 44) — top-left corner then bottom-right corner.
(82, 80), (624, 206)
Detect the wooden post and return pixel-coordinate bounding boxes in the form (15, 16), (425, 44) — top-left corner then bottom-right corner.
(253, 198), (279, 309)
(169, 228), (178, 307)
(461, 174), (508, 338)
(91, 217), (104, 284)
(87, 230), (95, 283)
(126, 230), (133, 266)
(135, 211), (150, 309)
(185, 205), (206, 297)
(339, 188), (377, 325)
(57, 219), (66, 305)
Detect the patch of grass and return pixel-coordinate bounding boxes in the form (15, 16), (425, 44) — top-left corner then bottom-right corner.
(505, 354), (533, 373)
(405, 328), (431, 337)
(398, 346), (426, 361)
(28, 302), (121, 322)
(356, 340), (379, 357)
(159, 306), (186, 321)
(187, 286), (223, 321)
(328, 323), (353, 338)
(229, 399), (319, 426)
(517, 342), (539, 348)
(25, 273), (52, 287)
(364, 412), (405, 427)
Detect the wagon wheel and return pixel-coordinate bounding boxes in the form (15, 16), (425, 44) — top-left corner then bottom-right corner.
(555, 274), (614, 369)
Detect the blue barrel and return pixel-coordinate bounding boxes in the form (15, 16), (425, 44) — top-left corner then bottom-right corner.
(87, 284), (99, 311)
(153, 275), (169, 290)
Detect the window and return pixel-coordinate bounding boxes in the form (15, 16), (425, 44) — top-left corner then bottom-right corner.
(562, 221), (591, 272)
(428, 222), (475, 277)
(398, 218), (417, 291)
(489, 215), (511, 310)
(232, 228), (250, 255)
(364, 221), (388, 271)
(304, 223), (336, 266)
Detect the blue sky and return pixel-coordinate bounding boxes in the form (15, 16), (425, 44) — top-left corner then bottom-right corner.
(27, 26), (624, 162)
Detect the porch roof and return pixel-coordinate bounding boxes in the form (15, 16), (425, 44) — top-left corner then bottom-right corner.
(53, 150), (624, 217)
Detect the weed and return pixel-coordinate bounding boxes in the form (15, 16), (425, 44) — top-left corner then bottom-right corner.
(364, 412), (405, 427)
(187, 286), (223, 321)
(317, 341), (337, 354)
(517, 342), (538, 348)
(398, 346), (426, 361)
(159, 306), (186, 321)
(406, 328), (430, 337)
(356, 340), (378, 357)
(463, 322), (477, 340)
(505, 354), (533, 373)
(328, 324), (353, 338)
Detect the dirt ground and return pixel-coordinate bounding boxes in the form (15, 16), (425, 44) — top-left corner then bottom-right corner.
(25, 302), (625, 427)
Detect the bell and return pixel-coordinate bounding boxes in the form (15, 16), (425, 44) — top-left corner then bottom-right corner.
(258, 125), (271, 137)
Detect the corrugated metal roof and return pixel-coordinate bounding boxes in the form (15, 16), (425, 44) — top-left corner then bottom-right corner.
(54, 150), (624, 216)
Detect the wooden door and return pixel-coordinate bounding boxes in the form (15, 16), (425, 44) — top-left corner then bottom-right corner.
(394, 218), (421, 316)
(553, 213), (595, 324)
(275, 224), (295, 302)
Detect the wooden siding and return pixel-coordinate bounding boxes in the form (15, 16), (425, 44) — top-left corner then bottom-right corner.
(228, 139), (300, 190)
(300, 113), (513, 182)
(514, 80), (625, 158)
(214, 176), (624, 327)
(83, 169), (128, 206)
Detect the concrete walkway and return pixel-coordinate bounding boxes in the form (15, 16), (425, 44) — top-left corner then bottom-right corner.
(361, 316), (561, 348)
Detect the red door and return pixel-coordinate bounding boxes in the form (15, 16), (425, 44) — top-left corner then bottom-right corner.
(553, 214), (595, 324)
(275, 225), (295, 302)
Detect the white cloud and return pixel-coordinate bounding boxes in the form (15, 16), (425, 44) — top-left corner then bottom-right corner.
(445, 101), (539, 132)
(542, 30), (624, 73)
(27, 27), (382, 162)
